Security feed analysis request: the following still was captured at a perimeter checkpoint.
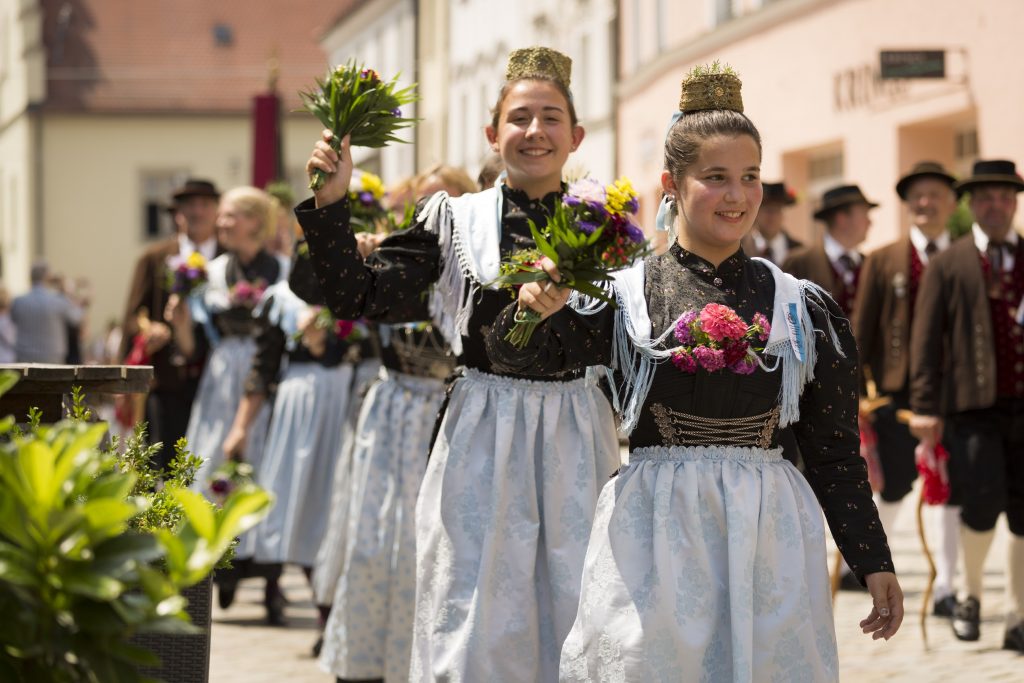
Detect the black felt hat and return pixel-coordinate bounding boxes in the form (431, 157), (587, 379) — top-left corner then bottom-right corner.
(813, 184), (879, 221)
(762, 182), (797, 206)
(895, 161), (957, 200)
(955, 159), (1024, 194)
(171, 178), (221, 203)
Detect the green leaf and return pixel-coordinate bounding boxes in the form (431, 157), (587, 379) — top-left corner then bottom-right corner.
(168, 487), (215, 540)
(62, 565), (124, 601)
(0, 369), (19, 397)
(18, 440), (56, 508)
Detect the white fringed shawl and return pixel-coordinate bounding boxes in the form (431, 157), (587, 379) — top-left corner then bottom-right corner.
(584, 256), (845, 436)
(417, 188), (505, 356)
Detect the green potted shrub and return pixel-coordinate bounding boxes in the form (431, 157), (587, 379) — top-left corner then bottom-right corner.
(0, 374), (271, 682)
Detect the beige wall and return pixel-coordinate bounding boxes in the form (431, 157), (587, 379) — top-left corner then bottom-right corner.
(39, 113), (322, 335)
(618, 0), (1024, 250)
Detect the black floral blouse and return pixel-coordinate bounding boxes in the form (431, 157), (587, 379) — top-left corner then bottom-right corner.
(294, 186), (587, 381)
(486, 243), (894, 581)
(244, 246), (349, 397)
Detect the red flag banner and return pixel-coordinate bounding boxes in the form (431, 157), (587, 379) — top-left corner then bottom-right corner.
(252, 92), (281, 188)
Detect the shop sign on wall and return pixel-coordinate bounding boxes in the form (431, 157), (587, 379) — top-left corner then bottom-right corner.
(879, 50), (946, 79)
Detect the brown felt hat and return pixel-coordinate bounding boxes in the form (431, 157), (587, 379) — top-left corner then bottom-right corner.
(895, 161), (957, 200)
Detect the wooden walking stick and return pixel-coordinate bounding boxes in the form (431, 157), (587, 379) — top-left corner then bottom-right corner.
(897, 408), (949, 651)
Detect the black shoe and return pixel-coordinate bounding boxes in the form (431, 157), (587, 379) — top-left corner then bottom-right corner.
(1004, 623), (1024, 652)
(839, 571), (867, 592)
(933, 594), (958, 618)
(952, 596), (981, 641)
(265, 584), (287, 627)
(311, 634), (323, 658)
(215, 570), (240, 610)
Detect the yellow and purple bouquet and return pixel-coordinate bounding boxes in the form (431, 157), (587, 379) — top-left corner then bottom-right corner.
(496, 177), (650, 348)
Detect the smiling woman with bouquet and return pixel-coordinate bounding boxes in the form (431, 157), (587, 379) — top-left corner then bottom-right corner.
(487, 64), (903, 681)
(298, 48), (622, 681)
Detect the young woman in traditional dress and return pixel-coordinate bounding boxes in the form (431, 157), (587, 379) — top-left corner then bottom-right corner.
(487, 66), (904, 681)
(316, 168), (474, 683)
(182, 185), (289, 620)
(218, 247), (357, 626)
(299, 47), (621, 682)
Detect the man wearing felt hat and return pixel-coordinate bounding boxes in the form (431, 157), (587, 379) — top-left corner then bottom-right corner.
(781, 183), (878, 315)
(910, 158), (1024, 651)
(120, 178), (225, 471)
(854, 161), (961, 614)
(741, 181), (803, 265)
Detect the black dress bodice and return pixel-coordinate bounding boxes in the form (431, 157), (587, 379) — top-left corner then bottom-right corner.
(295, 185), (583, 381)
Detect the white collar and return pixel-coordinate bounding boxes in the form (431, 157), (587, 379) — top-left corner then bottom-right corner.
(823, 232), (861, 265)
(909, 225), (950, 263)
(179, 233), (218, 260)
(972, 223), (1020, 252)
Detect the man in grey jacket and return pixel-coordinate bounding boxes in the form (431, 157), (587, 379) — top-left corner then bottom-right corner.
(11, 261), (84, 363)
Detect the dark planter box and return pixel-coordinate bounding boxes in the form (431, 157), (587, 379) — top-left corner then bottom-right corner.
(132, 575), (213, 683)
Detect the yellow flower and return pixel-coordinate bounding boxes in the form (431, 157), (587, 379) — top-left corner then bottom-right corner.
(361, 172), (386, 200)
(186, 252), (206, 269)
(604, 177), (638, 216)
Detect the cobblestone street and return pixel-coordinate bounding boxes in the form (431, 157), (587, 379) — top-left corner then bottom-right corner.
(210, 480), (1021, 681)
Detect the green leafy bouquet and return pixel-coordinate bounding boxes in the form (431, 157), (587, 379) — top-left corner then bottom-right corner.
(300, 61), (418, 191)
(495, 177), (650, 348)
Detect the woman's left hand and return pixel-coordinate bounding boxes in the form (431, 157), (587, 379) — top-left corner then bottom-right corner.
(860, 571), (904, 640)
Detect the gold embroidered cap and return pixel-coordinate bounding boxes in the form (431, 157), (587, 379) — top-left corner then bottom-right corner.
(505, 47), (572, 90)
(678, 62), (743, 113)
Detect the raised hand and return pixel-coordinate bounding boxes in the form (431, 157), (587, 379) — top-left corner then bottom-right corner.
(306, 130), (353, 208)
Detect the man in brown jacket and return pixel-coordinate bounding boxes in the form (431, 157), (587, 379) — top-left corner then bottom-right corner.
(121, 178), (222, 471)
(910, 159), (1024, 650)
(741, 181), (803, 265)
(782, 184), (878, 316)
(854, 161), (959, 615)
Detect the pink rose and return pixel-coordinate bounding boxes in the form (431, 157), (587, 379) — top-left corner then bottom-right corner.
(692, 346), (726, 372)
(699, 303), (748, 342)
(671, 348), (698, 373)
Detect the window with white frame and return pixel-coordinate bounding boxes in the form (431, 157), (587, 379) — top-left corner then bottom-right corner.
(140, 170), (188, 240)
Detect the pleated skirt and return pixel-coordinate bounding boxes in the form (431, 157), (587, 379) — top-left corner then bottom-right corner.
(251, 361), (354, 566)
(410, 369), (621, 683)
(559, 445), (839, 683)
(186, 336), (270, 492)
(312, 358), (383, 605)
(319, 369), (446, 681)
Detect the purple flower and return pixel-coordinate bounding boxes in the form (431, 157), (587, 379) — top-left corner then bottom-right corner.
(693, 346), (726, 372)
(624, 222), (644, 243)
(625, 197), (640, 214)
(210, 478), (231, 495)
(391, 108), (402, 117)
(752, 312), (771, 342)
(671, 348), (697, 373)
(731, 356), (757, 375)
(359, 191), (375, 205)
(566, 178), (606, 207)
(562, 194), (582, 208)
(674, 311), (698, 345)
(579, 220), (601, 234)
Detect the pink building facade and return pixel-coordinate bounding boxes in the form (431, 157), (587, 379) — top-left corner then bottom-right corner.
(617, 0), (1024, 249)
